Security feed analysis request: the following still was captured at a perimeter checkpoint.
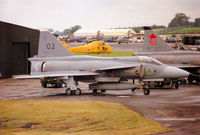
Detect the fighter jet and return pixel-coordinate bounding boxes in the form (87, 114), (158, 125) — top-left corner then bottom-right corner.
(134, 27), (200, 84)
(117, 30), (133, 44)
(14, 31), (189, 95)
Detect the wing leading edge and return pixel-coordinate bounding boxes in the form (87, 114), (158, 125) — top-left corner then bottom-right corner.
(13, 64), (138, 79)
(13, 71), (99, 79)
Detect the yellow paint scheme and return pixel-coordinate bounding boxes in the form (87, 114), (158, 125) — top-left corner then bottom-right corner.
(62, 41), (113, 53)
(61, 41), (69, 48)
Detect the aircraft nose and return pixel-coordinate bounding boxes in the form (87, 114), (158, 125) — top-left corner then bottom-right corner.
(162, 66), (189, 79)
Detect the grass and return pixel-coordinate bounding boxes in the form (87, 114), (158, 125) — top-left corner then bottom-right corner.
(0, 100), (171, 135)
(167, 27), (200, 34)
(73, 51), (135, 57)
(157, 27), (200, 34)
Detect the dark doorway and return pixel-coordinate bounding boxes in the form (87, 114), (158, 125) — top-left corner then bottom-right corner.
(11, 42), (30, 75)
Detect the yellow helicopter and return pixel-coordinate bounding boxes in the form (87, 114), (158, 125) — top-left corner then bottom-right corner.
(61, 41), (113, 53)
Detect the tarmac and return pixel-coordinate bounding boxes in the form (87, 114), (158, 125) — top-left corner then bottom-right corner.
(0, 79), (200, 135)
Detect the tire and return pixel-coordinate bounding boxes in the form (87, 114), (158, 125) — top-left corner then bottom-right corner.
(131, 88), (136, 92)
(65, 88), (72, 96)
(56, 83), (61, 88)
(175, 84), (179, 89)
(93, 89), (97, 93)
(143, 86), (150, 95)
(187, 76), (193, 84)
(42, 83), (47, 88)
(74, 88), (81, 96)
(143, 89), (150, 95)
(180, 79), (186, 84)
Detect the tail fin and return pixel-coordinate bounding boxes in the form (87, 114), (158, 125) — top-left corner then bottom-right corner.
(38, 31), (73, 57)
(143, 27), (173, 52)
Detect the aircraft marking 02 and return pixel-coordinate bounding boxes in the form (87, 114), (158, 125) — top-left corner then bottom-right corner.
(47, 43), (55, 50)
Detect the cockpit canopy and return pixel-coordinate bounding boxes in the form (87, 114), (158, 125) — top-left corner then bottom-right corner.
(138, 56), (163, 65)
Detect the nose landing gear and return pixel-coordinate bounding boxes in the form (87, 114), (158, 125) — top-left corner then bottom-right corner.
(143, 85), (150, 95)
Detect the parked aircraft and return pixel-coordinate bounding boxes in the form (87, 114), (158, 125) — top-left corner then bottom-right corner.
(84, 30), (132, 44)
(62, 41), (113, 53)
(14, 31), (189, 95)
(117, 30), (133, 44)
(84, 30), (103, 44)
(134, 27), (200, 83)
(67, 36), (86, 43)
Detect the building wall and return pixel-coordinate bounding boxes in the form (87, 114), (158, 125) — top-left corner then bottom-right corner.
(0, 21), (40, 78)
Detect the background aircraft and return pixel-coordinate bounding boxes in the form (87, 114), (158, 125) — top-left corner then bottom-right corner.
(134, 27), (200, 84)
(61, 41), (113, 53)
(84, 30), (132, 44)
(116, 30), (133, 44)
(14, 31), (189, 96)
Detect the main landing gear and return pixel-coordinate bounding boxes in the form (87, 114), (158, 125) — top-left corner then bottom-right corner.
(65, 88), (81, 96)
(63, 77), (82, 96)
(131, 85), (150, 95)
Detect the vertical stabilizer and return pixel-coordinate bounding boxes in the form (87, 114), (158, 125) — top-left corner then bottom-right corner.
(143, 27), (173, 52)
(38, 31), (73, 57)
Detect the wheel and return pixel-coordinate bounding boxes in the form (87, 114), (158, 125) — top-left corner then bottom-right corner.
(42, 83), (47, 88)
(65, 88), (72, 96)
(143, 86), (150, 95)
(131, 88), (136, 92)
(187, 76), (194, 84)
(143, 89), (150, 95)
(180, 79), (186, 84)
(93, 89), (97, 93)
(175, 84), (179, 89)
(74, 88), (81, 96)
(101, 90), (106, 92)
(56, 83), (61, 88)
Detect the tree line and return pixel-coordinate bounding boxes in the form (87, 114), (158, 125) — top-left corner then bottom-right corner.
(49, 13), (200, 35)
(168, 13), (200, 28)
(131, 13), (200, 33)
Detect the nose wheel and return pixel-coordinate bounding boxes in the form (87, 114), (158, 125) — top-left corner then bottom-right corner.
(143, 86), (150, 95)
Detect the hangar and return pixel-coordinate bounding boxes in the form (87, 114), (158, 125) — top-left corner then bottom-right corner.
(74, 28), (136, 37)
(0, 21), (40, 79)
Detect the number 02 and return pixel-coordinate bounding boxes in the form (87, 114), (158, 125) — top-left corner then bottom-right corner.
(47, 43), (55, 50)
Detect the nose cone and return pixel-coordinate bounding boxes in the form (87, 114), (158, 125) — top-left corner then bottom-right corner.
(162, 66), (189, 79)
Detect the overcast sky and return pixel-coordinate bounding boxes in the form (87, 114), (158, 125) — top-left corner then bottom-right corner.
(0, 0), (199, 31)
